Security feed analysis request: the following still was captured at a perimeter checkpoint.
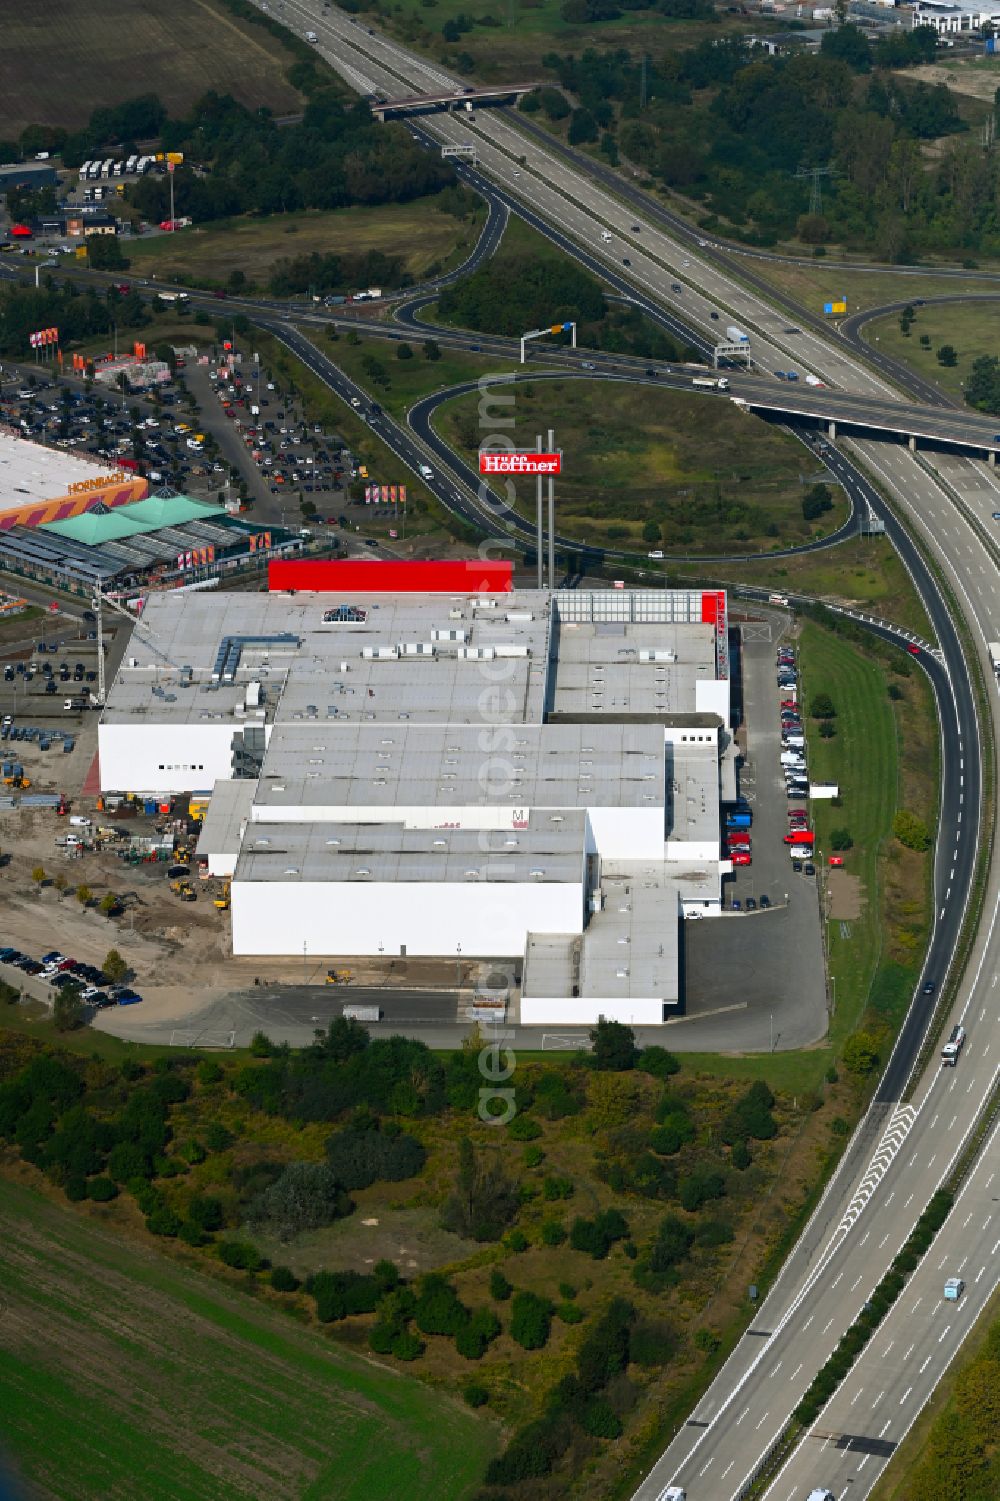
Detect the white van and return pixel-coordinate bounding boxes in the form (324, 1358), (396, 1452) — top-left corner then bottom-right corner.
(69, 816), (91, 828)
(418, 464), (434, 480)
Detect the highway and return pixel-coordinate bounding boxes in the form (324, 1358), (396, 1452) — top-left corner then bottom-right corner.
(257, 7), (1000, 1498)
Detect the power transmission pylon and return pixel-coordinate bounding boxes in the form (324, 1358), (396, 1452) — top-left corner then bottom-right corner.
(795, 164), (834, 217)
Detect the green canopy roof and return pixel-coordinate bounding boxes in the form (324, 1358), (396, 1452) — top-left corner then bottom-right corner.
(43, 494), (226, 544)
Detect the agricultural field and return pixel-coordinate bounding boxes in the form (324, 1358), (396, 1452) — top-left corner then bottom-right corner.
(0, 1173), (496, 1501)
(435, 377), (849, 554)
(0, 0), (305, 140)
(129, 199), (486, 292)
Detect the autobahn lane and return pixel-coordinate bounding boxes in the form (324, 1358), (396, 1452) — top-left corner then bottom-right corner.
(632, 441), (980, 1500)
(768, 1100), (1000, 1501)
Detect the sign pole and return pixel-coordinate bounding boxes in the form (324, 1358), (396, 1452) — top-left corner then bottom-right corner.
(547, 427), (555, 590)
(535, 433), (543, 591)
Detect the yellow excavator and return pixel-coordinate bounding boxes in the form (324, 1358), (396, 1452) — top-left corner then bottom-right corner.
(325, 968), (354, 985)
(213, 882), (231, 911)
(170, 879), (196, 902)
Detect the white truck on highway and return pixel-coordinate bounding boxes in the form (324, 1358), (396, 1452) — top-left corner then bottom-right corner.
(941, 1024), (966, 1066)
(726, 325), (749, 345)
(691, 376), (729, 390)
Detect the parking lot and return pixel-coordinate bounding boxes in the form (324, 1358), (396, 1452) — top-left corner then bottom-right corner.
(679, 613), (829, 1052)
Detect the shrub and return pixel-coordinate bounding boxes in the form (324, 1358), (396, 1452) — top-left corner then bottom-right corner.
(510, 1290), (553, 1350)
(810, 692), (836, 719)
(639, 1045), (680, 1079)
(413, 1273), (469, 1336)
(843, 1032), (881, 1076)
(589, 1018), (638, 1071)
(146, 1207), (182, 1238)
(188, 1195), (225, 1231)
(541, 1218), (567, 1246)
(695, 1218), (734, 1247)
(570, 1208), (629, 1259)
(507, 1114), (542, 1141)
(557, 1300), (584, 1324)
(506, 1229), (528, 1252)
(679, 1169), (726, 1213)
(64, 1177), (88, 1202)
(534, 1070), (583, 1119)
(490, 1268), (513, 1301)
(219, 1240), (261, 1270)
(204, 1122), (233, 1152)
(831, 828), (853, 851)
(391, 1330), (423, 1360)
(197, 1059), (224, 1086)
(455, 1307), (501, 1359)
(731, 1140), (751, 1170)
(464, 1381), (489, 1407)
(178, 1220), (207, 1247)
(650, 1114), (695, 1155)
(580, 1397), (622, 1439)
(523, 1144), (544, 1168)
(325, 1124), (425, 1189)
(86, 1176), (117, 1202)
(309, 1269), (379, 1322)
(721, 1080), (777, 1145)
(893, 809), (931, 852)
(542, 1174), (573, 1200)
(629, 1318), (676, 1368)
(250, 1161), (352, 1240)
(270, 1265), (300, 1293)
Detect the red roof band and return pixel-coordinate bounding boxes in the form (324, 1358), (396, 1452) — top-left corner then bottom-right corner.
(268, 559), (514, 592)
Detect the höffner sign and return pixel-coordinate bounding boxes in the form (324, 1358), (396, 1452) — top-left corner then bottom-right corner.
(479, 452), (561, 475)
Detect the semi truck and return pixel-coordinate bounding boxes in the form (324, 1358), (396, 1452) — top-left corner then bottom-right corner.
(692, 376), (730, 390)
(726, 325), (749, 344)
(343, 1004), (382, 1022)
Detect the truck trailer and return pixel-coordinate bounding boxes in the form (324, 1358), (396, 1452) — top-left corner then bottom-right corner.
(726, 325), (749, 344)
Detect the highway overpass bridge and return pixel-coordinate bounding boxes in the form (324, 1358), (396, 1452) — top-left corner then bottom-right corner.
(370, 84), (539, 120)
(730, 378), (1000, 462)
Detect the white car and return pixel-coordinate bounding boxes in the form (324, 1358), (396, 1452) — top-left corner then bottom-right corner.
(648, 550), (664, 560)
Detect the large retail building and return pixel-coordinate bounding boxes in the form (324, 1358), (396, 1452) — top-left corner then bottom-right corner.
(97, 562), (740, 1025)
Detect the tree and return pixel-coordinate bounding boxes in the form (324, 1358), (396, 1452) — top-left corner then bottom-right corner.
(440, 1136), (520, 1241)
(810, 692), (837, 719)
(31, 866), (46, 887)
(843, 1031), (881, 1075)
(103, 949), (128, 983)
(396, 342), (414, 360)
(589, 1017), (638, 1071)
(490, 1268), (513, 1300)
(510, 1289), (553, 1350)
(76, 884), (93, 907)
(642, 519), (662, 546)
(937, 344), (958, 367)
(831, 828), (853, 850)
(99, 892), (119, 917)
(249, 1161), (352, 1240)
(52, 873), (68, 899)
(893, 809), (931, 852)
(53, 987), (85, 1033)
(423, 339), (441, 361)
(819, 720), (836, 739)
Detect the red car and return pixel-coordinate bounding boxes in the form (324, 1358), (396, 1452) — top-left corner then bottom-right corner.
(731, 852), (752, 866)
(726, 834), (751, 849)
(788, 809), (807, 820)
(907, 643), (921, 655)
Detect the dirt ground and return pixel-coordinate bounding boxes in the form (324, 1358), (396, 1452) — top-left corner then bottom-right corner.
(828, 869), (863, 921)
(900, 60), (1000, 102)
